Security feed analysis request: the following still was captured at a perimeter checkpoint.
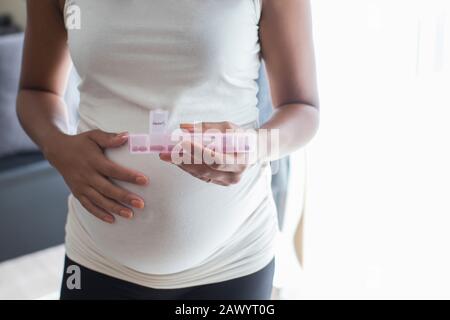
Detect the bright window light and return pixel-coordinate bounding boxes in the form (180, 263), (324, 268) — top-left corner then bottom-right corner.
(277, 0), (450, 299)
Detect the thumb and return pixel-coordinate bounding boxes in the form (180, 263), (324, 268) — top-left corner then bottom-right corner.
(88, 130), (129, 149)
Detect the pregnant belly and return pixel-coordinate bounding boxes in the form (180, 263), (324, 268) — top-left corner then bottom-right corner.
(74, 145), (270, 274)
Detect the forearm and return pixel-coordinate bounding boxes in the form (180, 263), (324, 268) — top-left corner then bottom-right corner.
(259, 103), (319, 161)
(16, 89), (69, 155)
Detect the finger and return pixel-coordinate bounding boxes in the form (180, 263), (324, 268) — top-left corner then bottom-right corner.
(159, 152), (172, 162)
(158, 140), (195, 164)
(159, 140), (186, 162)
(182, 140), (243, 172)
(85, 188), (134, 219)
(97, 159), (149, 185)
(90, 175), (145, 209)
(88, 130), (129, 149)
(179, 123), (195, 133)
(182, 140), (203, 164)
(162, 147), (242, 186)
(177, 162), (209, 177)
(163, 140), (230, 169)
(175, 163), (216, 183)
(197, 175), (226, 186)
(199, 144), (228, 170)
(166, 140), (210, 166)
(164, 140), (248, 175)
(200, 121), (238, 132)
(209, 179), (228, 186)
(177, 162), (241, 185)
(197, 122), (225, 134)
(78, 195), (115, 224)
(208, 153), (249, 172)
(202, 142), (250, 172)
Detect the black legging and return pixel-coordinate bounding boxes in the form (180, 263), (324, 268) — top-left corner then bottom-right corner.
(60, 255), (275, 300)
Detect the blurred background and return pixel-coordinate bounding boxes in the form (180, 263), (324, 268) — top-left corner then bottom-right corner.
(0, 0), (449, 300)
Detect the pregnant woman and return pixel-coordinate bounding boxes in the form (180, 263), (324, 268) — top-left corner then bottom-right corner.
(17, 0), (319, 300)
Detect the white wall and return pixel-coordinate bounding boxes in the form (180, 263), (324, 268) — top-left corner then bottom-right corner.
(0, 0), (26, 28)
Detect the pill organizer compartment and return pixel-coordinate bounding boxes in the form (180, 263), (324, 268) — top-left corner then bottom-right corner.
(129, 110), (253, 154)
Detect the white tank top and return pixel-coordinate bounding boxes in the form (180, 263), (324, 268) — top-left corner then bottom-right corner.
(64, 0), (279, 288)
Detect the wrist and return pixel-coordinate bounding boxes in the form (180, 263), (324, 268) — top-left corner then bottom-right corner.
(41, 129), (70, 161)
(255, 128), (272, 164)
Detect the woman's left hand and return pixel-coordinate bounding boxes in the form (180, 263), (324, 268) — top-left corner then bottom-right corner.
(159, 121), (255, 186)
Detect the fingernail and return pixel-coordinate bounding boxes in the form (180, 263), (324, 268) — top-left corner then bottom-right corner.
(103, 216), (115, 223)
(136, 176), (149, 185)
(159, 153), (171, 160)
(116, 132), (129, 140)
(120, 209), (133, 219)
(131, 199), (145, 209)
(180, 124), (194, 133)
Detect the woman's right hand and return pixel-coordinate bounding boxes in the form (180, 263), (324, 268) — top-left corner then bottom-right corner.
(18, 1), (149, 224)
(44, 130), (149, 224)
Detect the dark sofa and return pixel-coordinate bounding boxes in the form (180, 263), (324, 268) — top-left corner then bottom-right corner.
(0, 25), (71, 262)
(0, 152), (70, 262)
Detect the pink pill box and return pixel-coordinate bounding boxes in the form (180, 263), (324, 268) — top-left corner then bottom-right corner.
(129, 110), (255, 154)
